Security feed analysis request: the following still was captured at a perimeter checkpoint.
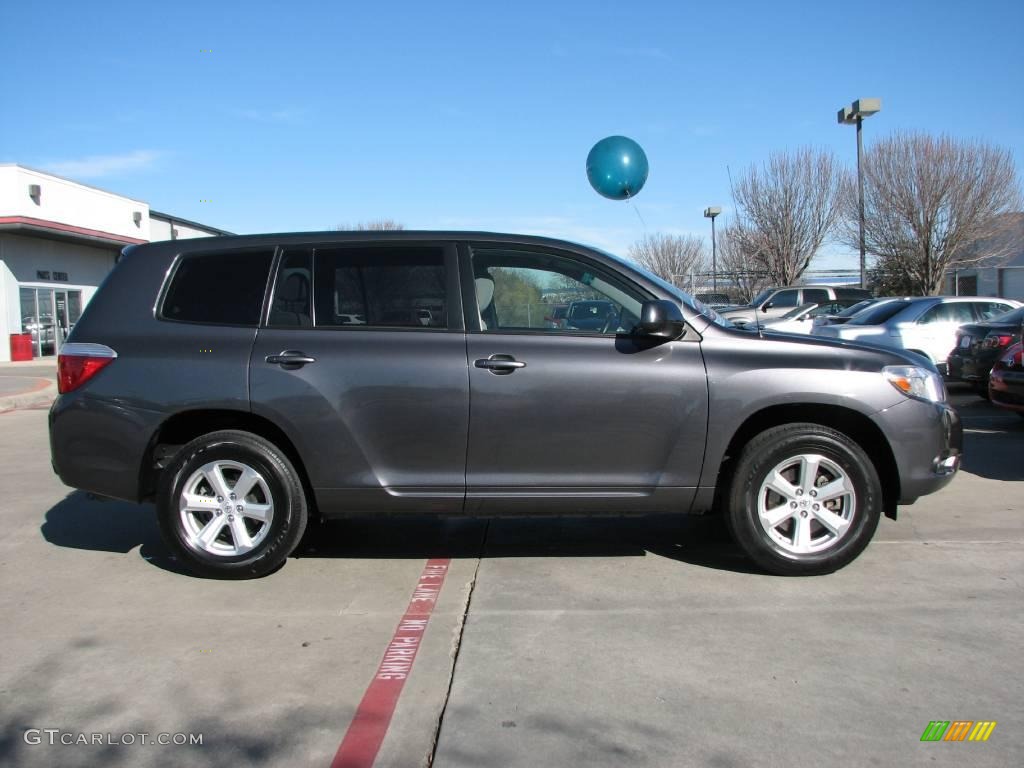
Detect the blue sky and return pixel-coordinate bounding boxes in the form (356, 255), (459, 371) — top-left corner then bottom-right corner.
(2, 0), (1022, 269)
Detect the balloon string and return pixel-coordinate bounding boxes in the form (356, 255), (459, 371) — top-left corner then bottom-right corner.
(625, 190), (648, 230)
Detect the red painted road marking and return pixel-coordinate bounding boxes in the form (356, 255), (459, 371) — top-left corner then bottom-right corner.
(330, 558), (451, 768)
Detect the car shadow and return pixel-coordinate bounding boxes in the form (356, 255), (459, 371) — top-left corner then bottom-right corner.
(40, 491), (762, 576)
(39, 491), (191, 575)
(953, 392), (1024, 481)
(959, 426), (1024, 481)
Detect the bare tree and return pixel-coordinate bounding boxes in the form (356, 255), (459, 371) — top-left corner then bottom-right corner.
(844, 133), (1021, 295)
(730, 148), (847, 285)
(334, 219), (405, 231)
(627, 233), (707, 285)
(715, 222), (773, 303)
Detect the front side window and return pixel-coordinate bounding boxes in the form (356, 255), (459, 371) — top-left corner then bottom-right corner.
(471, 248), (645, 334)
(313, 247), (447, 328)
(162, 250), (274, 325)
(770, 289), (800, 308)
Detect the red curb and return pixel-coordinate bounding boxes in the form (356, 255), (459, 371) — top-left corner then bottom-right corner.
(330, 559), (451, 768)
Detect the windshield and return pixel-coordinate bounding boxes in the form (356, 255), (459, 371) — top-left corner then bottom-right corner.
(836, 299), (875, 317)
(750, 288), (774, 307)
(847, 299), (911, 326)
(779, 303), (815, 320)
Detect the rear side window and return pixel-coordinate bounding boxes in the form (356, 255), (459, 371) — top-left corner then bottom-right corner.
(918, 302), (975, 324)
(313, 247), (447, 328)
(835, 287), (872, 300)
(974, 301), (1017, 321)
(802, 288), (830, 304)
(162, 250), (274, 325)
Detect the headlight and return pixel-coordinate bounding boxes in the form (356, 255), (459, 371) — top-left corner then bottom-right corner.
(883, 366), (946, 403)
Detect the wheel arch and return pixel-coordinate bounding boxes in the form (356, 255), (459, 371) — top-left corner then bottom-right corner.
(139, 408), (316, 516)
(713, 403), (901, 520)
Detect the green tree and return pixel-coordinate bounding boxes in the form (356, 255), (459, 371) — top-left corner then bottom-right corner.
(490, 268), (543, 327)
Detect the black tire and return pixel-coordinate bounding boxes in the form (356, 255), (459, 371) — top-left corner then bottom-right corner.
(157, 430), (308, 579)
(973, 382), (990, 400)
(725, 423), (882, 576)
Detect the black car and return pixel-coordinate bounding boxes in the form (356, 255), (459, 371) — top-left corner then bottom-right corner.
(989, 341), (1024, 418)
(948, 306), (1024, 395)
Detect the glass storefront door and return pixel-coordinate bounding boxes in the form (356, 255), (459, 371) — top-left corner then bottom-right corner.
(19, 287), (84, 358)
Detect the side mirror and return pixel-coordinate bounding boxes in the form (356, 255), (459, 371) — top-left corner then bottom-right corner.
(638, 300), (685, 339)
(761, 302), (773, 312)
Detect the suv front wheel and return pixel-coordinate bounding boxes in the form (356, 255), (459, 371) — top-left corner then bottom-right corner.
(157, 430), (308, 579)
(725, 423), (882, 575)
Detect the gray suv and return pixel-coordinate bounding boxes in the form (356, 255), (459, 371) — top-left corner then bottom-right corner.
(49, 232), (961, 578)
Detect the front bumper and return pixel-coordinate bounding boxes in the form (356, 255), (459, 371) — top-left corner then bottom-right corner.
(873, 397), (962, 504)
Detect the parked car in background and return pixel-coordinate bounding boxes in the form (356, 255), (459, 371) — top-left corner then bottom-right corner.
(746, 300), (869, 335)
(695, 292), (735, 310)
(947, 306), (1024, 396)
(989, 341), (1024, 418)
(721, 285), (872, 326)
(565, 299), (617, 331)
(544, 304), (568, 329)
(50, 231), (961, 579)
(22, 315), (56, 354)
(810, 298), (882, 329)
(812, 296), (1021, 374)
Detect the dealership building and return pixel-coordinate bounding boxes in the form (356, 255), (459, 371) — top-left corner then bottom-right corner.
(0, 164), (230, 361)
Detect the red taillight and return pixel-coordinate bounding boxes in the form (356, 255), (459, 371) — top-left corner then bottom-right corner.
(983, 333), (1014, 349)
(57, 343), (117, 393)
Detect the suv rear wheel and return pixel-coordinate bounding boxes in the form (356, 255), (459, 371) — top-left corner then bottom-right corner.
(157, 430), (308, 579)
(725, 423), (881, 575)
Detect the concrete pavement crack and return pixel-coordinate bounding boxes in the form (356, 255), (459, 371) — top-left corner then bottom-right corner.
(426, 519), (489, 767)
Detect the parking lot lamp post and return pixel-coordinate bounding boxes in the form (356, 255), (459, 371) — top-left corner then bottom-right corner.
(837, 98), (881, 289)
(704, 207), (722, 292)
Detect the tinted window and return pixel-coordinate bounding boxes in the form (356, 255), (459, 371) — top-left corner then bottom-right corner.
(918, 302), (975, 324)
(802, 288), (830, 304)
(471, 248), (645, 334)
(770, 289), (800, 308)
(268, 250), (312, 327)
(974, 302), (1018, 321)
(313, 247), (447, 328)
(835, 287), (873, 300)
(848, 300), (911, 325)
(162, 250), (274, 325)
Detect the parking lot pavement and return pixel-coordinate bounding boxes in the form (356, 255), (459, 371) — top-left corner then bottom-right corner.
(1, 388), (1021, 768)
(0, 408), (485, 768)
(0, 361), (57, 411)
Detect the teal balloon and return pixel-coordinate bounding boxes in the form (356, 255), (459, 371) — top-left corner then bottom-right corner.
(586, 136), (649, 200)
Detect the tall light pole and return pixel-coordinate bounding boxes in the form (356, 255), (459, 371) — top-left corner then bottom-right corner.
(704, 206), (722, 291)
(838, 98), (881, 288)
